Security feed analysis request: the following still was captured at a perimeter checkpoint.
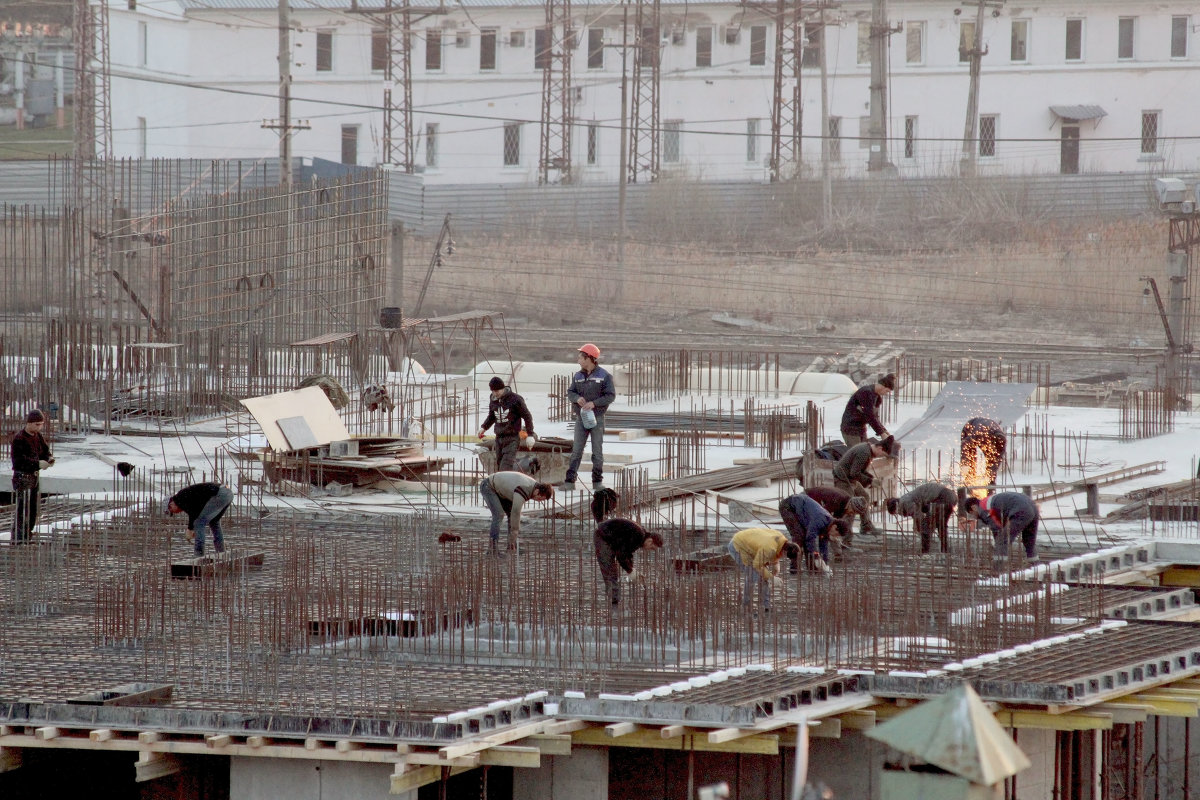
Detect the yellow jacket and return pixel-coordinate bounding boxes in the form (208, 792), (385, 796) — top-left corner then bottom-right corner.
(730, 528), (788, 581)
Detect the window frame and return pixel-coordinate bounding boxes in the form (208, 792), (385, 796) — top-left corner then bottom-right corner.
(905, 21), (925, 66)
(663, 119), (682, 164)
(1118, 17), (1135, 61)
(341, 124), (359, 165)
(138, 21), (148, 66)
(480, 28), (498, 71)
(749, 25), (767, 66)
(1065, 18), (1084, 62)
(371, 28), (388, 72)
(1171, 16), (1189, 59)
(425, 122), (439, 168)
(1141, 110), (1161, 156)
(1010, 19), (1029, 63)
(801, 24), (821, 68)
(828, 116), (841, 163)
(857, 21), (870, 66)
(316, 30), (334, 72)
(586, 121), (599, 165)
(534, 28), (552, 70)
(903, 115), (917, 160)
(696, 26), (713, 68)
(978, 114), (997, 158)
(587, 27), (605, 69)
(746, 118), (759, 163)
(503, 121), (522, 166)
(425, 29), (442, 72)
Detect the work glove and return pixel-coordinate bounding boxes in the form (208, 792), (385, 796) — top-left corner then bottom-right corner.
(524, 435), (536, 449)
(477, 430), (485, 439)
(38, 460), (52, 470)
(770, 575), (783, 590)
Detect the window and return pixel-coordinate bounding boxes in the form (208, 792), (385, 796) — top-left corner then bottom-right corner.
(858, 116), (871, 149)
(587, 122), (599, 165)
(857, 22), (870, 65)
(828, 116), (841, 162)
(588, 28), (605, 69)
(480, 29), (497, 70)
(959, 21), (975, 63)
(904, 116), (917, 159)
(724, 26), (739, 45)
(425, 123), (438, 167)
(503, 121), (521, 165)
(640, 28), (658, 67)
(1141, 111), (1160, 155)
(128, 0), (136, 10)
(341, 125), (358, 165)
(663, 119), (681, 163)
(510, 31), (525, 48)
(801, 24), (821, 68)
(749, 25), (767, 66)
(371, 28), (388, 72)
(1118, 17), (1134, 60)
(1172, 17), (1189, 59)
(1065, 19), (1083, 61)
(1010, 19), (1028, 62)
(696, 27), (713, 67)
(316, 31), (333, 72)
(746, 119), (759, 162)
(979, 115), (997, 158)
(905, 22), (924, 65)
(138, 21), (148, 66)
(535, 28), (551, 70)
(425, 29), (442, 71)
(137, 117), (146, 158)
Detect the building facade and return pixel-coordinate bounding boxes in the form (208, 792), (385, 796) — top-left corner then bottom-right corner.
(106, 0), (1200, 181)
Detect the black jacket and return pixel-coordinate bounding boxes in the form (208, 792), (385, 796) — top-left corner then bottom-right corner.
(10, 429), (51, 475)
(169, 483), (226, 530)
(481, 388), (535, 438)
(840, 385), (887, 436)
(962, 417), (1005, 446)
(595, 519), (648, 573)
(801, 485), (854, 518)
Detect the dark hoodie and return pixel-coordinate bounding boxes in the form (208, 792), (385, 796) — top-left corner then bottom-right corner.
(481, 388), (535, 438)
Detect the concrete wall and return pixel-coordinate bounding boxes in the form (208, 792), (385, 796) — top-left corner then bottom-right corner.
(230, 757), (411, 800)
(1014, 727), (1056, 800)
(514, 746), (608, 800)
(107, 0), (1200, 178)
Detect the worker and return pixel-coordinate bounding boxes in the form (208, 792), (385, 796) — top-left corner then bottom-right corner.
(479, 376), (536, 472)
(778, 493), (842, 576)
(478, 471), (555, 556)
(561, 343), (616, 493)
(885, 483), (958, 555)
(166, 482), (234, 558)
(961, 417), (1007, 489)
(962, 492), (1040, 566)
(799, 485), (869, 550)
(10, 408), (54, 544)
(591, 488), (663, 610)
(831, 436), (894, 535)
(839, 373), (895, 446)
(726, 528), (801, 613)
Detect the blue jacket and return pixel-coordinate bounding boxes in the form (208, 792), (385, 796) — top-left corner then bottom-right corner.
(782, 494), (834, 540)
(566, 366), (616, 418)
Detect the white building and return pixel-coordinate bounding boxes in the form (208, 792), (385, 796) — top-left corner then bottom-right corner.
(108, 0), (1200, 181)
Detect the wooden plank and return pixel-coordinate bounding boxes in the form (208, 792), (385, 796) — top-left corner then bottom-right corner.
(390, 764), (473, 794)
(90, 729), (115, 742)
(707, 727), (757, 744)
(205, 734), (232, 748)
(838, 710), (876, 731)
(605, 722), (638, 738)
(437, 720), (548, 761)
(34, 727), (59, 741)
(571, 727), (778, 755)
(997, 710), (1113, 731)
(478, 746), (540, 768)
(406, 752), (480, 768)
(521, 734), (572, 756)
(135, 752), (182, 783)
(137, 731), (160, 744)
(660, 725), (687, 739)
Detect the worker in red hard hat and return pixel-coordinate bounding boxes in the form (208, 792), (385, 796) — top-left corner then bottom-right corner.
(561, 343), (616, 493)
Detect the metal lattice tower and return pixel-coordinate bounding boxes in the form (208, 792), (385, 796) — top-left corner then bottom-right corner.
(769, 0), (803, 182)
(384, 0), (415, 172)
(537, 0), (574, 184)
(628, 0), (661, 184)
(73, 0), (112, 206)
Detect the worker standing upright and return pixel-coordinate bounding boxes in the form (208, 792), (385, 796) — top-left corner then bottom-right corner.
(839, 373), (895, 446)
(479, 376), (536, 472)
(561, 343), (616, 493)
(10, 408), (53, 544)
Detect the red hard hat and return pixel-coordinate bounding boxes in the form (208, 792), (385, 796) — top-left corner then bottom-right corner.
(577, 343), (601, 359)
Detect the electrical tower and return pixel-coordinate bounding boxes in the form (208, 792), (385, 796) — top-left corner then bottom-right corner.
(73, 0), (112, 208)
(383, 0), (415, 171)
(769, 0), (803, 182)
(538, 0), (574, 185)
(628, 0), (661, 183)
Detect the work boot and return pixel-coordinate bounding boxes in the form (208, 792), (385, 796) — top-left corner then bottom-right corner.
(592, 481), (604, 493)
(558, 481), (576, 491)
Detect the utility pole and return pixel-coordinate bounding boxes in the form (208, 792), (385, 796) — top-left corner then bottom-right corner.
(616, 7), (630, 298)
(959, 1), (1002, 177)
(818, 7), (831, 219)
(628, 0), (661, 183)
(866, 0), (896, 172)
(767, 0), (802, 182)
(262, 0), (311, 186)
(538, 0), (574, 184)
(73, 0), (111, 206)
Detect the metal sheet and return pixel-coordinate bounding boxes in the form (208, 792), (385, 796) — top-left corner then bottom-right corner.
(1050, 104), (1108, 121)
(892, 381), (1036, 454)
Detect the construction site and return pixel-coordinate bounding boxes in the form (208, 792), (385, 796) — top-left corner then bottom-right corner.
(6, 2), (1200, 800)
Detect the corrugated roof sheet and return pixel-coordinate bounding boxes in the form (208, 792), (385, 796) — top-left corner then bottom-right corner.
(178, 0), (703, 9)
(1049, 104), (1108, 121)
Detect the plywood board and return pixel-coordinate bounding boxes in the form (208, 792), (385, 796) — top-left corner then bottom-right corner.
(240, 387), (350, 452)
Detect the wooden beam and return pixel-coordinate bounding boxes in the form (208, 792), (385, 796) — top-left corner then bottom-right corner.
(660, 725), (687, 739)
(571, 727), (778, 755)
(406, 752), (480, 768)
(205, 734), (232, 749)
(437, 721), (549, 761)
(521, 734), (572, 756)
(543, 719), (588, 736)
(707, 727), (758, 745)
(1127, 694), (1200, 717)
(90, 729), (115, 742)
(247, 736), (268, 748)
(997, 710), (1113, 731)
(479, 746), (540, 768)
(137, 731), (160, 744)
(1092, 703), (1153, 725)
(34, 727), (59, 741)
(304, 738), (323, 750)
(838, 710), (876, 731)
(605, 722), (638, 738)
(135, 752), (181, 783)
(390, 764), (472, 794)
(335, 740), (361, 753)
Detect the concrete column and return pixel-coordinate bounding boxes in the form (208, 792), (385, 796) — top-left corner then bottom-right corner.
(15, 54), (25, 129)
(1013, 727), (1055, 800)
(230, 757), (410, 800)
(513, 746), (608, 800)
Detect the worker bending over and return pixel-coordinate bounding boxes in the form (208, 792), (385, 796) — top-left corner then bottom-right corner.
(962, 492), (1040, 566)
(886, 483), (958, 555)
(590, 489), (663, 610)
(961, 417), (1007, 489)
(831, 436), (894, 536)
(478, 471), (554, 556)
(839, 373), (895, 446)
(726, 528), (801, 613)
(778, 493), (844, 576)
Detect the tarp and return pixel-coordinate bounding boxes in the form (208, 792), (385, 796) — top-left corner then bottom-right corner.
(892, 381), (1035, 455)
(866, 683), (1031, 786)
